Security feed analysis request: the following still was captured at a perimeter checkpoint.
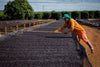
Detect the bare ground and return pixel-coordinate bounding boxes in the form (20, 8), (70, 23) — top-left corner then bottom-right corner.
(81, 25), (100, 67)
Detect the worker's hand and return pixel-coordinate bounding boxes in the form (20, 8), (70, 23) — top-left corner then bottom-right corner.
(91, 48), (94, 54)
(54, 30), (61, 33)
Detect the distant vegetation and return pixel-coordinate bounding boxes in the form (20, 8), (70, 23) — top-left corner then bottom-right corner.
(0, 0), (34, 20)
(32, 11), (100, 20)
(0, 10), (100, 20)
(0, 0), (100, 20)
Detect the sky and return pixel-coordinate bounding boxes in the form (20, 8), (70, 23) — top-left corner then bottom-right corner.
(0, 0), (100, 11)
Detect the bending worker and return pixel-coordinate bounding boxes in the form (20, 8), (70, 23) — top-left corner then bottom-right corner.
(54, 14), (94, 53)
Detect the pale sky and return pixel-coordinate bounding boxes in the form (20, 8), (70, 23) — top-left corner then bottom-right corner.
(0, 0), (100, 11)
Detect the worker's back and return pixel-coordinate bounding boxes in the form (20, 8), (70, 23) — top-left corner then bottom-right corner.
(64, 19), (85, 35)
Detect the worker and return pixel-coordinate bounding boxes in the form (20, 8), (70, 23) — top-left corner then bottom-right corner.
(54, 14), (94, 53)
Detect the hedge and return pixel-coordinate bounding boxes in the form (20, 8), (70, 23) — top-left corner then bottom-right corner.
(61, 11), (71, 17)
(0, 11), (100, 20)
(89, 11), (94, 18)
(34, 12), (43, 19)
(0, 12), (9, 20)
(51, 11), (62, 20)
(80, 11), (89, 19)
(94, 11), (100, 18)
(71, 11), (80, 19)
(42, 12), (51, 19)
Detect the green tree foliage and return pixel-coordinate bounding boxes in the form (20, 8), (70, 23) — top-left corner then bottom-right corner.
(34, 12), (43, 19)
(51, 11), (62, 20)
(0, 12), (8, 20)
(71, 11), (80, 19)
(55, 12), (62, 20)
(1, 9), (100, 20)
(50, 11), (56, 19)
(0, 12), (4, 20)
(94, 11), (100, 18)
(4, 0), (34, 20)
(80, 11), (89, 19)
(42, 12), (51, 19)
(89, 11), (94, 18)
(61, 11), (71, 17)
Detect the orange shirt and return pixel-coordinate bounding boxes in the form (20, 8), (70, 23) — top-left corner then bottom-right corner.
(57, 19), (85, 35)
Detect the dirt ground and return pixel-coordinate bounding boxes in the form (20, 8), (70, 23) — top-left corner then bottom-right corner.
(81, 25), (100, 67)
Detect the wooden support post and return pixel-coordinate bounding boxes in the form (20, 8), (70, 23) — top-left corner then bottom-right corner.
(0, 32), (1, 37)
(33, 23), (34, 26)
(29, 23), (31, 27)
(24, 24), (26, 29)
(16, 24), (18, 31)
(30, 23), (31, 26)
(5, 26), (7, 34)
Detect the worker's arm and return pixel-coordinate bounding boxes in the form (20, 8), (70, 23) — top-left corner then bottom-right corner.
(54, 23), (66, 33)
(64, 21), (74, 34)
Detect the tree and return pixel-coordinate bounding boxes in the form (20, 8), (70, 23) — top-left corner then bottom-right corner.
(4, 0), (34, 20)
(34, 12), (43, 19)
(80, 11), (89, 19)
(61, 11), (71, 17)
(55, 12), (62, 20)
(71, 11), (80, 19)
(94, 11), (100, 18)
(89, 11), (94, 18)
(0, 12), (8, 20)
(42, 12), (51, 19)
(51, 11), (62, 20)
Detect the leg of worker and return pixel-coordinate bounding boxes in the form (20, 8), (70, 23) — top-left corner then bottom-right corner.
(86, 41), (94, 53)
(82, 32), (94, 53)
